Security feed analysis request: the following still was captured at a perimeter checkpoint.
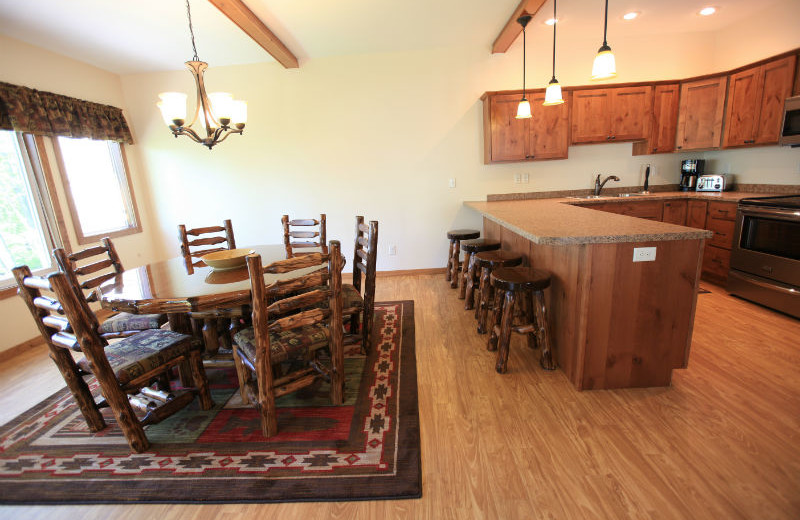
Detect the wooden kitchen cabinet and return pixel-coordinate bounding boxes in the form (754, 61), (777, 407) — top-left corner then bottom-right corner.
(676, 76), (727, 151)
(662, 200), (688, 225)
(482, 92), (569, 163)
(571, 86), (652, 144)
(686, 200), (708, 228)
(723, 55), (797, 147)
(633, 84), (680, 155)
(587, 200), (664, 221)
(701, 201), (737, 285)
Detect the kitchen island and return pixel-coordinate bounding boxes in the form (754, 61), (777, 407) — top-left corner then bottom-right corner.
(466, 194), (715, 390)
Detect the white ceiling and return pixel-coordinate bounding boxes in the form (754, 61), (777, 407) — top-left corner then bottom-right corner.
(0, 0), (784, 75)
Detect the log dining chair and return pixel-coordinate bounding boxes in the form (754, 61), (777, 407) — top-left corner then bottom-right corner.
(282, 214), (326, 257)
(343, 216), (378, 353)
(177, 219), (245, 357)
(13, 265), (212, 453)
(52, 238), (166, 338)
(232, 240), (344, 438)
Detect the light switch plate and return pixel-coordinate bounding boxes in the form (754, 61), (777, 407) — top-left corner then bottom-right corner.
(633, 247), (656, 262)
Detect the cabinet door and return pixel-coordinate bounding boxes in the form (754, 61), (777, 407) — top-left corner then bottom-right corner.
(687, 200), (708, 228)
(528, 92), (570, 160)
(487, 94), (529, 162)
(722, 66), (763, 147)
(676, 77), (727, 151)
(755, 55), (797, 144)
(571, 89), (610, 144)
(662, 200), (688, 225)
(609, 86), (653, 141)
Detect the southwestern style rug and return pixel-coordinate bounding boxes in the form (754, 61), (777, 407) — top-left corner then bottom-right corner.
(0, 301), (420, 504)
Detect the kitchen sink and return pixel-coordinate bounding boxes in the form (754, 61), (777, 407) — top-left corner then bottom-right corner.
(568, 195), (611, 199)
(618, 192), (650, 197)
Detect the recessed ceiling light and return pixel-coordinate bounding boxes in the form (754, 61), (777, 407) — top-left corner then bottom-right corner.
(544, 17), (558, 25)
(623, 11), (639, 20)
(699, 6), (717, 16)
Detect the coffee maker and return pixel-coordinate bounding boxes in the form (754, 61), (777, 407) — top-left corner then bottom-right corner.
(679, 159), (705, 191)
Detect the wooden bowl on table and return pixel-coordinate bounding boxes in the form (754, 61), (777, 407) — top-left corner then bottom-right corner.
(201, 248), (254, 270)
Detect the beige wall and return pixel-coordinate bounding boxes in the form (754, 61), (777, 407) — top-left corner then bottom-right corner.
(2, 2), (800, 353)
(0, 35), (160, 352)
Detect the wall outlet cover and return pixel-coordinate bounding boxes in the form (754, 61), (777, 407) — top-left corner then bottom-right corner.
(633, 247), (656, 262)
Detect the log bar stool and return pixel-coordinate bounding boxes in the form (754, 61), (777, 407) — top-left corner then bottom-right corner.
(487, 267), (556, 374)
(474, 250), (523, 329)
(446, 229), (480, 288)
(459, 238), (501, 301)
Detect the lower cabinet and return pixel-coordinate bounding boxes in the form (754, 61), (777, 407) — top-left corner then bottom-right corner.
(700, 201), (737, 285)
(662, 200), (688, 225)
(591, 200), (664, 220)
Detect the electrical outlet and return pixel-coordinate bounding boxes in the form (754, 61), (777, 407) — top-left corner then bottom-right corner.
(388, 245), (397, 255)
(522, 173), (529, 183)
(448, 178), (456, 188)
(514, 174), (521, 184)
(633, 247), (656, 262)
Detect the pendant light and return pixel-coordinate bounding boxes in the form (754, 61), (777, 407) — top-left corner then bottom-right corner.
(543, 0), (564, 105)
(516, 14), (533, 119)
(591, 0), (617, 80)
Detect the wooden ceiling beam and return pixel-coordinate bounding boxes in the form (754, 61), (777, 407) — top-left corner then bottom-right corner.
(492, 0), (548, 54)
(208, 0), (299, 69)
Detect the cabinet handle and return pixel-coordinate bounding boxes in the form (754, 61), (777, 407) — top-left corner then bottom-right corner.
(525, 155), (535, 159)
(677, 145), (682, 149)
(744, 139), (755, 144)
(611, 136), (616, 140)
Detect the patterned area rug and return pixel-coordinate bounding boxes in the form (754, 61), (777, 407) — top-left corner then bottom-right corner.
(0, 301), (420, 504)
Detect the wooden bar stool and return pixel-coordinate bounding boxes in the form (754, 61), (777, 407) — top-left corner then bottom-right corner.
(473, 250), (523, 328)
(486, 267), (556, 374)
(459, 238), (501, 301)
(446, 229), (480, 288)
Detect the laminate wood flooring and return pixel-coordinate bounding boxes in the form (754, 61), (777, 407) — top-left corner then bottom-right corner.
(1, 275), (798, 519)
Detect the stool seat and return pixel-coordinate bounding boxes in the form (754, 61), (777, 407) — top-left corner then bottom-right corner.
(446, 229), (480, 241)
(461, 238), (501, 254)
(491, 267), (551, 293)
(475, 250), (523, 269)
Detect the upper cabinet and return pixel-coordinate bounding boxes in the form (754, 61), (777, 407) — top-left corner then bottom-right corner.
(676, 76), (728, 151)
(632, 84), (680, 155)
(571, 86), (652, 144)
(722, 55), (797, 147)
(482, 92), (569, 163)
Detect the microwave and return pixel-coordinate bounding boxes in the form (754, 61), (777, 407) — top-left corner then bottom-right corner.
(780, 95), (800, 147)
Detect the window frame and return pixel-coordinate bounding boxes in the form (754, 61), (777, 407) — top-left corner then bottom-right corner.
(51, 137), (142, 245)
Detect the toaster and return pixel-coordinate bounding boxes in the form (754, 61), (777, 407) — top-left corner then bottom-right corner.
(696, 174), (729, 192)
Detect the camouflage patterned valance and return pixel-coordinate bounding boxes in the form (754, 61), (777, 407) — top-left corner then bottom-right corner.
(0, 81), (133, 144)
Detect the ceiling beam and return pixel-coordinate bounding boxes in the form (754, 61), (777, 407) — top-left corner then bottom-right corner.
(492, 0), (548, 54)
(208, 0), (299, 69)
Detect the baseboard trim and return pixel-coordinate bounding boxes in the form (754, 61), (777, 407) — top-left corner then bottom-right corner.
(0, 336), (45, 364)
(377, 268), (447, 277)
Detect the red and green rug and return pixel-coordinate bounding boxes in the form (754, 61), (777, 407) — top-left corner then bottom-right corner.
(0, 301), (420, 504)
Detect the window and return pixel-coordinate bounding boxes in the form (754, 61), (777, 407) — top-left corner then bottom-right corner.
(54, 136), (141, 244)
(0, 130), (61, 289)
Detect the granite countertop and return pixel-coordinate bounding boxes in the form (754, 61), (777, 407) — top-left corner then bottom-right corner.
(463, 191), (755, 245)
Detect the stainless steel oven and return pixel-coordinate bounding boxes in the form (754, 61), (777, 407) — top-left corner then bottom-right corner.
(728, 195), (800, 318)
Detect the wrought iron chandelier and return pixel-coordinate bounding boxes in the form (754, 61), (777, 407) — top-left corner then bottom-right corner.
(157, 0), (247, 149)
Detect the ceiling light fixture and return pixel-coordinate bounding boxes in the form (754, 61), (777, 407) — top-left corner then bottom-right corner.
(699, 6), (717, 16)
(543, 0), (564, 106)
(591, 0), (617, 80)
(516, 13), (533, 119)
(157, 0), (247, 150)
(623, 11), (639, 20)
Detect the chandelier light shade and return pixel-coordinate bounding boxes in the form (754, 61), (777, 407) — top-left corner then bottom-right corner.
(591, 0), (617, 80)
(157, 0), (247, 149)
(543, 0), (564, 106)
(515, 13), (533, 119)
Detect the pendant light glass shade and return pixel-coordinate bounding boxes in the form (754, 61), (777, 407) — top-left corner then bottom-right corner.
(543, 0), (564, 105)
(516, 98), (532, 118)
(543, 80), (564, 106)
(516, 14), (533, 119)
(591, 0), (617, 80)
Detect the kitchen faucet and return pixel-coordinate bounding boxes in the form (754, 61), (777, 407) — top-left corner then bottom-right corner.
(594, 174), (620, 195)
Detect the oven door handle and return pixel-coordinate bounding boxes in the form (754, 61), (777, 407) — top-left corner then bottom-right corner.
(730, 270), (800, 296)
(738, 206), (800, 220)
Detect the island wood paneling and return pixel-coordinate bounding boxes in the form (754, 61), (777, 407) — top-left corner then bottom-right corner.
(484, 217), (702, 390)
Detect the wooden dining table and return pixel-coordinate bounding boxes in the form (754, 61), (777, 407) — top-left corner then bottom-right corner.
(96, 244), (324, 334)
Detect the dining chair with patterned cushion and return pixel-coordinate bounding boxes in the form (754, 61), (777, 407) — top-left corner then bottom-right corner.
(232, 240), (344, 438)
(177, 219), (245, 357)
(53, 238), (167, 339)
(13, 265), (212, 453)
(344, 216), (378, 354)
(281, 214), (326, 257)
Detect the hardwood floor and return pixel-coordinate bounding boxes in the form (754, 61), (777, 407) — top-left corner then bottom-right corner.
(1, 275), (798, 519)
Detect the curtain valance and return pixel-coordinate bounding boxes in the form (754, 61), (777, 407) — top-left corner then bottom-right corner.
(0, 81), (133, 144)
